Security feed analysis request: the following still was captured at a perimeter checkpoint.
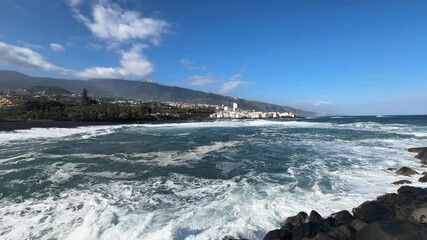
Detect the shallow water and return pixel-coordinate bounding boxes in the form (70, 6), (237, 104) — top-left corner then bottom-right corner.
(0, 115), (426, 239)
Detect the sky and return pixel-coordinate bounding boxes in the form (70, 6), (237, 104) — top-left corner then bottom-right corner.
(0, 0), (426, 115)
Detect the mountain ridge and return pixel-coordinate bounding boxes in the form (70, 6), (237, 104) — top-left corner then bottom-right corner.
(0, 70), (314, 116)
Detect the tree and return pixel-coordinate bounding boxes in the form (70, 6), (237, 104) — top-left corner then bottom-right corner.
(81, 88), (90, 106)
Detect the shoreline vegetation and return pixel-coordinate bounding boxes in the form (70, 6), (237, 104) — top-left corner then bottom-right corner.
(224, 147), (427, 240)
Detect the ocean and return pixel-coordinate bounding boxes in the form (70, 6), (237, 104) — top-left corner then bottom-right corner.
(0, 115), (426, 240)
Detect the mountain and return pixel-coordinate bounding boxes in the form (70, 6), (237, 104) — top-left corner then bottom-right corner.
(0, 70), (314, 116)
(26, 85), (72, 95)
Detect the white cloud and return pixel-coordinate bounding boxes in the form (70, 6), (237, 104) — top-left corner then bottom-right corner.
(50, 43), (65, 52)
(180, 59), (206, 71)
(75, 44), (153, 78)
(0, 41), (153, 79)
(0, 41), (70, 74)
(67, 0), (84, 7)
(186, 74), (215, 86)
(312, 100), (331, 106)
(70, 1), (169, 45)
(217, 73), (247, 95)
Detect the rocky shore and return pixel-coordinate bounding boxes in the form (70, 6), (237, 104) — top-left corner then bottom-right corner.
(225, 147), (427, 240)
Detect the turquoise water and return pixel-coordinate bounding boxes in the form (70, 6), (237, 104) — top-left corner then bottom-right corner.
(0, 116), (427, 239)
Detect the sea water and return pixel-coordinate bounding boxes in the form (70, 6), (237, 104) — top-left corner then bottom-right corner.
(0, 115), (427, 239)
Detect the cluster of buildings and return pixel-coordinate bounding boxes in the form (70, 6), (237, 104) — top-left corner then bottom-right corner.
(210, 103), (295, 119)
(0, 94), (22, 109)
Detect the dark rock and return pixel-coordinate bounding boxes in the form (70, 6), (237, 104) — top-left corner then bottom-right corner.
(392, 180), (412, 185)
(356, 220), (427, 240)
(396, 204), (418, 222)
(309, 210), (324, 223)
(412, 207), (427, 223)
(397, 186), (427, 200)
(386, 167), (397, 171)
(352, 201), (391, 223)
(395, 167), (418, 176)
(313, 232), (334, 240)
(280, 223), (294, 232)
(284, 211), (309, 227)
(326, 225), (356, 240)
(422, 165), (427, 168)
(331, 210), (354, 225)
(263, 229), (286, 240)
(419, 175), (427, 182)
(376, 193), (407, 210)
(350, 219), (368, 231)
(292, 222), (329, 240)
(408, 147), (427, 154)
(422, 172), (427, 175)
(324, 217), (339, 228)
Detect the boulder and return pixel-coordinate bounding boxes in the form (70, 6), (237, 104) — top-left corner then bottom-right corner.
(326, 225), (356, 240)
(396, 204), (418, 222)
(263, 229), (286, 240)
(292, 222), (329, 240)
(423, 172), (427, 175)
(309, 210), (324, 223)
(284, 211), (309, 227)
(419, 175), (427, 183)
(412, 208), (427, 223)
(395, 167), (418, 176)
(352, 201), (391, 223)
(350, 219), (368, 231)
(313, 232), (334, 240)
(392, 180), (412, 185)
(409, 147), (427, 163)
(331, 210), (354, 225)
(408, 147), (427, 154)
(356, 220), (427, 240)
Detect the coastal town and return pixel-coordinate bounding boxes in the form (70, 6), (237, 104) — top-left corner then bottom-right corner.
(0, 90), (296, 120)
(209, 103), (295, 119)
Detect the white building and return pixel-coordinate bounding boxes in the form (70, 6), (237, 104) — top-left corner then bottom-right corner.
(232, 102), (238, 111)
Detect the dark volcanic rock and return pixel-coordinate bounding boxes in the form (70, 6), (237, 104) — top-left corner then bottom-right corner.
(350, 219), (368, 231)
(331, 210), (354, 225)
(393, 180), (412, 185)
(420, 175), (427, 182)
(395, 167), (418, 176)
(352, 201), (391, 223)
(284, 211), (309, 227)
(309, 210), (324, 223)
(313, 232), (335, 240)
(409, 147), (427, 164)
(326, 225), (356, 240)
(356, 220), (427, 240)
(263, 229), (285, 240)
(292, 221), (329, 240)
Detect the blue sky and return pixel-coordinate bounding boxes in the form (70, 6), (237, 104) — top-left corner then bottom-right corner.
(0, 0), (426, 115)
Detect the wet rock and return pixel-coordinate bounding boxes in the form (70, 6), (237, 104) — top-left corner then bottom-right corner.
(408, 147), (427, 154)
(356, 220), (427, 240)
(420, 175), (427, 182)
(396, 204), (418, 222)
(313, 232), (334, 240)
(412, 208), (427, 223)
(397, 186), (427, 201)
(350, 219), (368, 231)
(331, 210), (354, 225)
(376, 193), (407, 210)
(309, 210), (324, 223)
(326, 225), (356, 240)
(352, 201), (391, 223)
(396, 167), (418, 176)
(263, 229), (286, 240)
(422, 172), (427, 175)
(386, 167), (397, 171)
(284, 211), (309, 227)
(393, 180), (412, 185)
(422, 165), (427, 168)
(292, 222), (329, 240)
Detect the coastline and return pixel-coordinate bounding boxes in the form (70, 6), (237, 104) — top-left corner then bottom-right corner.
(255, 148), (427, 240)
(0, 118), (215, 131)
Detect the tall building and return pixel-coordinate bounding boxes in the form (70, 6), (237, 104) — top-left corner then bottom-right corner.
(232, 102), (238, 111)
